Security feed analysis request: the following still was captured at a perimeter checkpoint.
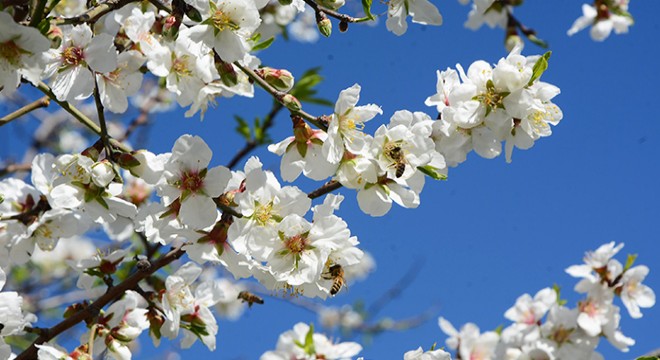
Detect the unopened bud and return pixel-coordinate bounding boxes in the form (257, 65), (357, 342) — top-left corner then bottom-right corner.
(47, 26), (63, 49)
(92, 160), (116, 188)
(162, 15), (180, 40)
(258, 67), (295, 92)
(317, 18), (332, 38)
(216, 61), (238, 87)
(339, 20), (348, 32)
(281, 94), (302, 112)
(505, 34), (523, 52)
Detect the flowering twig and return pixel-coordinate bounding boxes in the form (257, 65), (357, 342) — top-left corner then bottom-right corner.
(0, 96), (50, 127)
(232, 61), (328, 131)
(15, 243), (187, 360)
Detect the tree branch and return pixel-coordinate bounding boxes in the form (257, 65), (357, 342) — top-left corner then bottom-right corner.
(0, 96), (50, 127)
(226, 101), (283, 170)
(307, 180), (343, 200)
(233, 61), (328, 131)
(15, 244), (187, 360)
(34, 82), (131, 153)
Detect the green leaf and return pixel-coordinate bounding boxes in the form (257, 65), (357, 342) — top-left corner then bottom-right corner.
(528, 51), (551, 86)
(234, 115), (251, 140)
(635, 357), (660, 360)
(303, 323), (316, 355)
(494, 324), (504, 335)
(418, 165), (448, 180)
(252, 36), (275, 51)
(361, 0), (375, 20)
(624, 253), (638, 272)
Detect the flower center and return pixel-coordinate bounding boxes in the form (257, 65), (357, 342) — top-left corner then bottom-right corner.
(211, 9), (239, 31)
(578, 299), (599, 317)
(0, 40), (24, 66)
(253, 202), (274, 226)
(172, 55), (193, 78)
(550, 326), (573, 345)
(180, 170), (204, 193)
(62, 46), (85, 67)
(284, 234), (308, 254)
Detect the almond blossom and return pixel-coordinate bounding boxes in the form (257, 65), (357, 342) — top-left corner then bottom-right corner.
(43, 24), (118, 102)
(0, 12), (50, 94)
(157, 134), (231, 230)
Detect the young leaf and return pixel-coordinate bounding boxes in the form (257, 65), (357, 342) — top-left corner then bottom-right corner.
(528, 51), (551, 86)
(252, 37), (275, 51)
(234, 115), (251, 140)
(361, 0), (375, 20)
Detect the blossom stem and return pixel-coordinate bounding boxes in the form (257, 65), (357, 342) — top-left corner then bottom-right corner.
(232, 61), (328, 131)
(0, 96), (50, 127)
(34, 81), (131, 153)
(29, 0), (49, 26)
(14, 243), (187, 360)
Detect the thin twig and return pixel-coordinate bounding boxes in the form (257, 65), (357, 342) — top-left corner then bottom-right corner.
(367, 257), (424, 318)
(0, 162), (32, 178)
(302, 0), (364, 23)
(93, 76), (113, 157)
(0, 96), (50, 127)
(233, 61), (328, 131)
(307, 180), (343, 199)
(34, 82), (131, 153)
(226, 102), (283, 169)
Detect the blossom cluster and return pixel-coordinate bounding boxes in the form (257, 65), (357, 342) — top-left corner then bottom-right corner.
(438, 242), (655, 360)
(270, 45), (561, 217)
(0, 0), (443, 111)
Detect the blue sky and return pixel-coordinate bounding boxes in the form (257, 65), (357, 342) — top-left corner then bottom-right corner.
(160, 1), (660, 358)
(2, 0), (659, 359)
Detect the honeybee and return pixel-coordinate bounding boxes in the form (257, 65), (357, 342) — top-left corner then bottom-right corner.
(322, 264), (346, 296)
(237, 291), (264, 307)
(385, 142), (406, 178)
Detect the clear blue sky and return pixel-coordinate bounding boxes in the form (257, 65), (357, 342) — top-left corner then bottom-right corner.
(2, 1), (660, 359)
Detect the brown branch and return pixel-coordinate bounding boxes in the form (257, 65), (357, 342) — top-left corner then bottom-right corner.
(34, 82), (132, 153)
(302, 0), (362, 23)
(233, 61), (328, 131)
(307, 180), (343, 199)
(15, 244), (186, 360)
(0, 96), (50, 127)
(0, 162), (32, 178)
